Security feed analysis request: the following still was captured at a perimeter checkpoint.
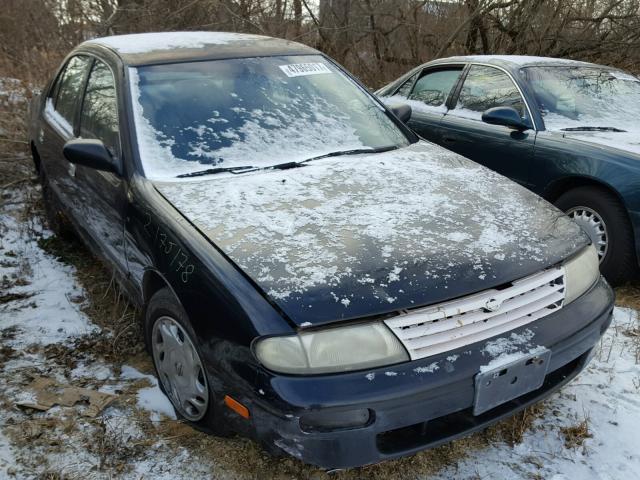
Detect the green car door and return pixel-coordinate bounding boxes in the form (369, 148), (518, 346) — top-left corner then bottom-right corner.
(434, 64), (537, 188)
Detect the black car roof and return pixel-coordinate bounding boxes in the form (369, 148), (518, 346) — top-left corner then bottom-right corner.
(80, 31), (319, 66)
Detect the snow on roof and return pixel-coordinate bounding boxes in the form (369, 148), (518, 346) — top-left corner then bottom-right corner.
(463, 55), (596, 67)
(84, 31), (267, 55)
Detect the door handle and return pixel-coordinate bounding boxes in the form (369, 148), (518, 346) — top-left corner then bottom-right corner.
(442, 136), (457, 144)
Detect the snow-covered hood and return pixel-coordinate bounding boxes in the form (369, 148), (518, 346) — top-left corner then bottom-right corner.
(155, 142), (588, 326)
(559, 130), (640, 158)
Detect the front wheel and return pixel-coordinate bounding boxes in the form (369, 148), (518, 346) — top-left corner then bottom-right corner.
(555, 186), (637, 286)
(144, 288), (225, 432)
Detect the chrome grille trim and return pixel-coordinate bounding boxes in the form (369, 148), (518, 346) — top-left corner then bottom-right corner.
(385, 267), (565, 360)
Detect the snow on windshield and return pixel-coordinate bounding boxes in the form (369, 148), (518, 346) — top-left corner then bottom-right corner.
(523, 66), (640, 132)
(129, 56), (408, 180)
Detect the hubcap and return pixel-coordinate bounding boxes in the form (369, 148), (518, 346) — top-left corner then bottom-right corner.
(566, 206), (608, 262)
(151, 316), (209, 421)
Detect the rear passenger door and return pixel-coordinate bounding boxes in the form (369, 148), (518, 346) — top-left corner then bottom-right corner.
(439, 64), (536, 186)
(405, 67), (464, 143)
(382, 66), (464, 144)
(40, 55), (92, 206)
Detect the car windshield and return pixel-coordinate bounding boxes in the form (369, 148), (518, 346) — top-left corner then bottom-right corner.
(129, 55), (410, 179)
(522, 66), (640, 132)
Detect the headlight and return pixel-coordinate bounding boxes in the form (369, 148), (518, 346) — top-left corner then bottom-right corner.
(564, 244), (599, 304)
(255, 322), (409, 375)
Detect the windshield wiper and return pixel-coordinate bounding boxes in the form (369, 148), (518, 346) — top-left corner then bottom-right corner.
(175, 146), (399, 178)
(560, 126), (627, 132)
(176, 165), (256, 178)
(301, 145), (399, 163)
(176, 160), (308, 179)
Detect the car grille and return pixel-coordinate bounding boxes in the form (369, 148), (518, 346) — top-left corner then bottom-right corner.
(384, 267), (565, 360)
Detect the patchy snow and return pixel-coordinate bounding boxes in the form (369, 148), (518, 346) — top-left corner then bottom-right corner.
(431, 307), (640, 479)
(121, 365), (177, 421)
(558, 129), (640, 157)
(479, 345), (547, 374)
(128, 57), (401, 180)
(156, 141), (584, 312)
(464, 55), (595, 67)
(380, 94), (448, 115)
(482, 329), (537, 358)
(85, 31), (267, 54)
(414, 362), (440, 374)
(0, 198), (98, 348)
(1, 180), (640, 478)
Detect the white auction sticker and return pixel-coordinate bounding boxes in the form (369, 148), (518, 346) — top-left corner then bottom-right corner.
(279, 63), (332, 77)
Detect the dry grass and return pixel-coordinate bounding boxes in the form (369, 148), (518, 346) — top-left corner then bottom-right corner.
(560, 418), (592, 450)
(616, 284), (640, 311)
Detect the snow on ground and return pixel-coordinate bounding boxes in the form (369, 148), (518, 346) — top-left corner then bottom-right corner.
(1, 182), (639, 479)
(0, 199), (98, 348)
(433, 307), (640, 480)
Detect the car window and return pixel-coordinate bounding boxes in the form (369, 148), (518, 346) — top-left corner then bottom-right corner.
(80, 60), (120, 157)
(394, 72), (419, 97)
(54, 55), (91, 127)
(130, 55), (411, 180)
(409, 68), (463, 107)
(452, 65), (528, 121)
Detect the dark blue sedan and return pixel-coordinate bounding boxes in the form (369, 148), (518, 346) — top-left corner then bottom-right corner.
(377, 56), (640, 285)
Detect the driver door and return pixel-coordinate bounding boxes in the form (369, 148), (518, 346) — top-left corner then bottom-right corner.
(438, 64), (536, 187)
(73, 58), (128, 276)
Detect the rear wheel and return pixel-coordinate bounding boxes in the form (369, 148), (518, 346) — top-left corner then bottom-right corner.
(555, 186), (637, 285)
(144, 288), (226, 433)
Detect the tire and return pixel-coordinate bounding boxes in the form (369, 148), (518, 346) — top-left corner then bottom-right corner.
(555, 186), (637, 286)
(39, 168), (75, 239)
(144, 287), (226, 434)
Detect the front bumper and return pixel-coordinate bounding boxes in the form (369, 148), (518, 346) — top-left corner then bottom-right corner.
(244, 277), (614, 469)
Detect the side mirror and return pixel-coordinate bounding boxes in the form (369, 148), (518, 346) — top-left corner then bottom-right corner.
(481, 106), (530, 131)
(389, 103), (412, 123)
(63, 139), (119, 174)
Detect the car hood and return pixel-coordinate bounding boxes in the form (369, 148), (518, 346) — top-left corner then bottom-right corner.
(559, 129), (640, 158)
(154, 142), (588, 327)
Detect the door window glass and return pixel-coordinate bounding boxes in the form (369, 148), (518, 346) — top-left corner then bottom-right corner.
(80, 60), (120, 157)
(55, 56), (91, 126)
(453, 65), (527, 120)
(409, 69), (462, 106)
(394, 72), (418, 97)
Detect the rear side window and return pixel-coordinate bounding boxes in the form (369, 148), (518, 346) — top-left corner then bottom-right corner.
(54, 56), (91, 126)
(80, 60), (120, 157)
(453, 65), (528, 120)
(409, 68), (463, 107)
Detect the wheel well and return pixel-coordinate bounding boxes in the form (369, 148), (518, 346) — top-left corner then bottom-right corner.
(30, 142), (41, 173)
(544, 176), (625, 207)
(142, 270), (170, 304)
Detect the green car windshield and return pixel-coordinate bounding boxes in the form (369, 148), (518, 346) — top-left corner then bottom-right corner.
(522, 66), (640, 132)
(129, 55), (410, 180)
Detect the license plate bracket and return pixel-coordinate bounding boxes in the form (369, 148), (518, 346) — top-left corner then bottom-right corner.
(473, 348), (551, 416)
